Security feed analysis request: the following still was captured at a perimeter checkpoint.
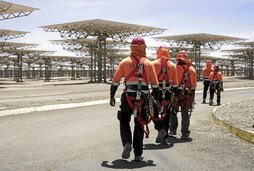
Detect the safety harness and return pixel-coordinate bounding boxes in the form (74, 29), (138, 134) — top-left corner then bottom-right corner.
(210, 71), (221, 95)
(153, 59), (172, 121)
(124, 57), (151, 138)
(177, 65), (194, 114)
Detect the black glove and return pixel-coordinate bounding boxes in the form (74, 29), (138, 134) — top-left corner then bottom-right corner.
(110, 84), (118, 98)
(191, 89), (196, 99)
(221, 82), (224, 92)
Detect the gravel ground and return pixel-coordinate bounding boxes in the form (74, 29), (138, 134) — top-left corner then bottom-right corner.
(214, 98), (254, 132)
(0, 76), (254, 110)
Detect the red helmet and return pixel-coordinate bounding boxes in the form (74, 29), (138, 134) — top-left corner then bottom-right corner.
(156, 46), (170, 59)
(176, 51), (192, 65)
(131, 37), (146, 45)
(214, 64), (219, 71)
(177, 51), (189, 59)
(206, 60), (212, 67)
(158, 45), (168, 49)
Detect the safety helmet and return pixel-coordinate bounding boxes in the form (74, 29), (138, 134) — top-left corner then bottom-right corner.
(206, 60), (212, 67)
(177, 51), (189, 59)
(131, 37), (146, 45)
(214, 64), (219, 71)
(156, 46), (170, 59)
(157, 45), (168, 50)
(176, 51), (191, 65)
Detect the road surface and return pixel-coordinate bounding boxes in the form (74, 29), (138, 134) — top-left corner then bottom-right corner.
(0, 89), (254, 170)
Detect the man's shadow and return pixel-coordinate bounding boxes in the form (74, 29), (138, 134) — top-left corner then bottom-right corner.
(101, 159), (156, 169)
(144, 136), (192, 150)
(167, 136), (193, 143)
(143, 142), (173, 150)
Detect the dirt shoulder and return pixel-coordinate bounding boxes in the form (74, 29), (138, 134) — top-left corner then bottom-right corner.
(0, 76), (254, 110)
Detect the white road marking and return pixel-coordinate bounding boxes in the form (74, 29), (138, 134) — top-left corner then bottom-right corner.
(1, 87), (254, 117)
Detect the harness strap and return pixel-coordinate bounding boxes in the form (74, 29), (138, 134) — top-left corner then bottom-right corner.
(177, 65), (194, 109)
(124, 57), (151, 138)
(156, 59), (172, 120)
(157, 59), (169, 81)
(125, 92), (152, 138)
(125, 57), (147, 84)
(211, 72), (221, 95)
(152, 99), (170, 121)
(178, 65), (192, 99)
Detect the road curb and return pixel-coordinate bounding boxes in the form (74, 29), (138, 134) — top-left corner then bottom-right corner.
(211, 98), (254, 144)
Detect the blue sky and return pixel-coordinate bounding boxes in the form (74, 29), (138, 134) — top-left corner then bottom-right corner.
(1, 0), (254, 57)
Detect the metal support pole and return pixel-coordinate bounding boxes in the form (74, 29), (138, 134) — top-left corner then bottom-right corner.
(27, 63), (31, 79)
(17, 53), (23, 82)
(197, 45), (201, 80)
(39, 64), (43, 78)
(249, 54), (254, 79)
(71, 65), (75, 80)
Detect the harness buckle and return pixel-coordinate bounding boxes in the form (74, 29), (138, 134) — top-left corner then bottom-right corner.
(136, 91), (141, 100)
(162, 80), (166, 89)
(162, 67), (167, 73)
(133, 109), (137, 117)
(138, 63), (144, 73)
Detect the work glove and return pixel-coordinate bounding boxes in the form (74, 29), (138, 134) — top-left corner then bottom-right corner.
(172, 96), (178, 104)
(110, 97), (116, 106)
(171, 96), (179, 111)
(221, 87), (224, 92)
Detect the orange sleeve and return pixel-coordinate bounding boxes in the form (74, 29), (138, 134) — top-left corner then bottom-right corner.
(209, 72), (213, 81)
(147, 61), (159, 87)
(190, 66), (197, 89)
(151, 60), (160, 78)
(170, 64), (178, 87)
(202, 68), (205, 78)
(112, 60), (124, 85)
(218, 72), (223, 81)
(176, 65), (183, 85)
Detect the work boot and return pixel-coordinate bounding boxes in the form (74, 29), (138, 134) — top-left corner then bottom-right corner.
(162, 134), (171, 144)
(181, 134), (191, 140)
(134, 155), (144, 162)
(122, 143), (132, 159)
(168, 130), (177, 137)
(209, 100), (213, 106)
(202, 98), (206, 104)
(217, 102), (221, 106)
(156, 129), (167, 143)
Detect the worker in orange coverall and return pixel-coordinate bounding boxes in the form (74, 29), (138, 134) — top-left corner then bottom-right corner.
(109, 37), (159, 161)
(151, 46), (178, 143)
(170, 51), (197, 140)
(201, 60), (214, 103)
(209, 64), (223, 106)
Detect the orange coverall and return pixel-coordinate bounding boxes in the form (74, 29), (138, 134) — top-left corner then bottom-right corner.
(151, 47), (178, 141)
(110, 42), (159, 157)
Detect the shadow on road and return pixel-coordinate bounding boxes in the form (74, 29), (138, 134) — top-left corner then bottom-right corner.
(168, 136), (193, 143)
(143, 137), (192, 150)
(143, 142), (173, 150)
(101, 159), (156, 169)
(52, 81), (111, 86)
(52, 82), (88, 86)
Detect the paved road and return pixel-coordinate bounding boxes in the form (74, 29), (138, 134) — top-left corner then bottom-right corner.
(0, 89), (254, 171)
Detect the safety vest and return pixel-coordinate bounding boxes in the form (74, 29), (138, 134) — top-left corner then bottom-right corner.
(153, 59), (173, 121)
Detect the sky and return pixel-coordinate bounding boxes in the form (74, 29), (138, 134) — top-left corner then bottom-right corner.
(1, 0), (254, 58)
